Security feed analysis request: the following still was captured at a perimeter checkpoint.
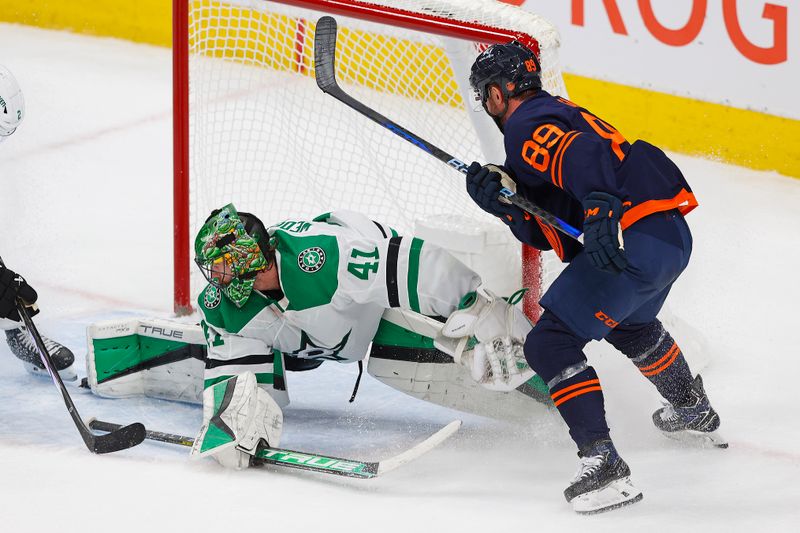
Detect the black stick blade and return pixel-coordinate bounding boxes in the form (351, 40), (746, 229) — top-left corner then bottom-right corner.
(314, 16), (338, 92)
(90, 422), (146, 454)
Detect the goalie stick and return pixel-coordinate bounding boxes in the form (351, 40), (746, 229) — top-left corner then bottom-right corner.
(313, 16), (581, 241)
(0, 256), (146, 454)
(90, 418), (462, 479)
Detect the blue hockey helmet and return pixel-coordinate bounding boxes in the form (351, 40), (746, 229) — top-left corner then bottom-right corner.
(469, 40), (542, 114)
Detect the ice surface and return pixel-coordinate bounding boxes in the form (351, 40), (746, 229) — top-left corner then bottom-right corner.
(1, 24), (799, 532)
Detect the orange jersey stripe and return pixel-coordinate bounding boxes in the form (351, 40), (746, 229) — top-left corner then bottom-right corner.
(621, 189), (699, 230)
(555, 132), (580, 190)
(551, 378), (600, 400)
(553, 386), (603, 407)
(549, 132), (570, 187)
(536, 218), (564, 260)
(550, 131), (579, 189)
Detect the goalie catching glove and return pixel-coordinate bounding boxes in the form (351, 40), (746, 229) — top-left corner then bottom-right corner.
(191, 372), (283, 469)
(437, 289), (534, 391)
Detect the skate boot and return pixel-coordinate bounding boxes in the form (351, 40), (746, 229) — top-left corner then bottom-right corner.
(652, 375), (727, 448)
(564, 439), (643, 514)
(5, 327), (77, 381)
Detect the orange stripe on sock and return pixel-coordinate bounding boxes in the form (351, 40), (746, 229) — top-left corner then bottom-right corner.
(553, 386), (603, 407)
(551, 378), (600, 400)
(637, 343), (678, 372)
(639, 343), (681, 377)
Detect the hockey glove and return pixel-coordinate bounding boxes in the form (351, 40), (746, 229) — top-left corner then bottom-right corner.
(437, 289), (535, 391)
(0, 265), (39, 322)
(581, 191), (628, 274)
(191, 372), (283, 469)
(466, 162), (527, 228)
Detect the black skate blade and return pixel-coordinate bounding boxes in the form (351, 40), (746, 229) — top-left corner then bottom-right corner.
(661, 428), (728, 449)
(91, 422), (147, 454)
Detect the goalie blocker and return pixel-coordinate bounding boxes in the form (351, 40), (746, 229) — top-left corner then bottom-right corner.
(85, 312), (551, 420)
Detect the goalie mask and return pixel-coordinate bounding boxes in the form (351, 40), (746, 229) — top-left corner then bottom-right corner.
(0, 65), (25, 140)
(194, 204), (274, 308)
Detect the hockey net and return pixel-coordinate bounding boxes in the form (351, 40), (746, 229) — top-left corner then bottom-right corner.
(173, 0), (568, 316)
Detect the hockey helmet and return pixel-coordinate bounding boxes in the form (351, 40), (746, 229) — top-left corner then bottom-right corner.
(194, 204), (274, 307)
(0, 65), (25, 140)
(469, 40), (542, 115)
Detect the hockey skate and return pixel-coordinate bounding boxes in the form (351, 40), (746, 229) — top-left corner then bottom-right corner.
(652, 375), (727, 449)
(5, 327), (77, 381)
(564, 439), (643, 514)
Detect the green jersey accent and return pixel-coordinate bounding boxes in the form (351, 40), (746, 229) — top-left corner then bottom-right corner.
(407, 238), (424, 313)
(273, 231), (340, 311)
(198, 284), (275, 334)
(372, 319), (435, 349)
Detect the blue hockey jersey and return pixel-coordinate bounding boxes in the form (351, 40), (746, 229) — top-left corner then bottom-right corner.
(501, 91), (697, 260)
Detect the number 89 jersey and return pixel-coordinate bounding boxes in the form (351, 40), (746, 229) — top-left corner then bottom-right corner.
(197, 210), (480, 390)
(501, 90), (698, 258)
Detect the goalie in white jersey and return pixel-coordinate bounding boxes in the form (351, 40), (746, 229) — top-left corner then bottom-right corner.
(190, 204), (535, 469)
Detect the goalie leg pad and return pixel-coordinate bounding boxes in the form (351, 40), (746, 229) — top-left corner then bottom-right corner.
(86, 318), (207, 404)
(191, 372), (283, 469)
(369, 309), (550, 419)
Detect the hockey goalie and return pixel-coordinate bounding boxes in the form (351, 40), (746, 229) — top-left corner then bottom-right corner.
(86, 205), (551, 468)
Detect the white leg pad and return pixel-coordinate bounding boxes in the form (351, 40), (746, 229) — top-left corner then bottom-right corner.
(86, 318), (206, 404)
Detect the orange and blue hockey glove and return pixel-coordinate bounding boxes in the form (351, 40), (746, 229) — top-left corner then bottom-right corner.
(581, 191), (628, 274)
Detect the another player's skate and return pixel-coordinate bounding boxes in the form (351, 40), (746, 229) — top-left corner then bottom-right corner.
(563, 439), (643, 514)
(652, 375), (727, 448)
(5, 327), (77, 381)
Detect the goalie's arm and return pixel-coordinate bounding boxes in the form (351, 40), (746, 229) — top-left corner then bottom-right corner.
(343, 235), (482, 319)
(200, 320), (288, 403)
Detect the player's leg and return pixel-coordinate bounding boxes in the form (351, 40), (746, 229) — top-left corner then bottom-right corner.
(529, 212), (697, 513)
(525, 310), (641, 514)
(606, 212), (725, 446)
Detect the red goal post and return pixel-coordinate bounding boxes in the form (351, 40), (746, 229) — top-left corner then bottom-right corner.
(173, 0), (568, 316)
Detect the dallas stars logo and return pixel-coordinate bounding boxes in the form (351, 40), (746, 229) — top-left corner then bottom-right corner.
(298, 246), (326, 273)
(203, 285), (221, 309)
(290, 330), (351, 361)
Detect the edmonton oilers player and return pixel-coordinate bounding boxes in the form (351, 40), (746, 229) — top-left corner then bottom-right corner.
(465, 41), (725, 513)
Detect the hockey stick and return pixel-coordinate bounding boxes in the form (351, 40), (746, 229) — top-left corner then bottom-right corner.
(0, 256), (146, 454)
(90, 418), (462, 479)
(313, 16), (582, 241)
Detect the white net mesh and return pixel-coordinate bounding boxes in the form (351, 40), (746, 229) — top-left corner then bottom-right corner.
(186, 0), (567, 301)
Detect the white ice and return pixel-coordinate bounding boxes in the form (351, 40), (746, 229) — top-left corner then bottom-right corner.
(1, 24), (799, 533)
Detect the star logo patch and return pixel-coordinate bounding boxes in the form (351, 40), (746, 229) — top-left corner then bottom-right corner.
(298, 246), (326, 273)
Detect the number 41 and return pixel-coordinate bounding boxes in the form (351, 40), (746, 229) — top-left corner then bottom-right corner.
(347, 247), (379, 280)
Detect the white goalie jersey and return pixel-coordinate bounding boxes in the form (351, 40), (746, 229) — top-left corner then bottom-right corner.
(198, 210), (481, 404)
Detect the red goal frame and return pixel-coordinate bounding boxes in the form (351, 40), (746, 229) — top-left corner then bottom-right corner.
(172, 0), (545, 318)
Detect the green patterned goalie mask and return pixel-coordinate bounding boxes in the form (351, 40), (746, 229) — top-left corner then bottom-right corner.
(194, 204), (270, 307)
